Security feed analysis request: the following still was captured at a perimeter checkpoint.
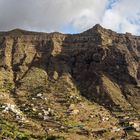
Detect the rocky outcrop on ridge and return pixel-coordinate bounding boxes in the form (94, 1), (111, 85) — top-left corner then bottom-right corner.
(0, 24), (140, 139)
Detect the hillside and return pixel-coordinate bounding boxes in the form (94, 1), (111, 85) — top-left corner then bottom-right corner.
(0, 24), (140, 140)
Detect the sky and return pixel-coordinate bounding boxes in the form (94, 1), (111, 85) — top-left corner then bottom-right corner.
(0, 0), (140, 35)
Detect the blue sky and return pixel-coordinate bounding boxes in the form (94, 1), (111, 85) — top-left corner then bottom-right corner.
(0, 0), (140, 35)
(106, 0), (119, 9)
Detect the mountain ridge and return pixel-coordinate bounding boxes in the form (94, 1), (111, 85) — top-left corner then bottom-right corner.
(0, 24), (138, 36)
(0, 24), (140, 139)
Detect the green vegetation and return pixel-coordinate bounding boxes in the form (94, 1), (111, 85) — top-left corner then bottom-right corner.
(0, 119), (64, 140)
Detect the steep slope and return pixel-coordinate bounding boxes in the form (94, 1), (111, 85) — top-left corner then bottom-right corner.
(0, 25), (140, 139)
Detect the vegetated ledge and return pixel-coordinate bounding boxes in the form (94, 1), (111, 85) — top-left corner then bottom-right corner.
(0, 24), (140, 139)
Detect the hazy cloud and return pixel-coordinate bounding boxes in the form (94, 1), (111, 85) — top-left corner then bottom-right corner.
(102, 0), (140, 34)
(0, 0), (140, 34)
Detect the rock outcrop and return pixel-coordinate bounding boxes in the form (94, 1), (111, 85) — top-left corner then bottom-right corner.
(0, 25), (140, 139)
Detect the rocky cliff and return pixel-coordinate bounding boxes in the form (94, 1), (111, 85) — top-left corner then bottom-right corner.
(0, 25), (140, 139)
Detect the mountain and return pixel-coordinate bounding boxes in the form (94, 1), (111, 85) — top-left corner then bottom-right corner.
(0, 25), (140, 140)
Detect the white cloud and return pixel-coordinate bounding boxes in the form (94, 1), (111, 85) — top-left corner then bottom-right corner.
(0, 0), (140, 34)
(101, 0), (140, 34)
(0, 0), (107, 32)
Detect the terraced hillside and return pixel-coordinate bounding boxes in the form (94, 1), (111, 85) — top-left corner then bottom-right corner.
(0, 25), (140, 139)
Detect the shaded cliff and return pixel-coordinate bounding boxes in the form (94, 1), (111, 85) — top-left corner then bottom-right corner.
(0, 25), (140, 139)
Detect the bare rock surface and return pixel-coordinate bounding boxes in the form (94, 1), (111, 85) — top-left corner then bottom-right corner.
(0, 25), (140, 139)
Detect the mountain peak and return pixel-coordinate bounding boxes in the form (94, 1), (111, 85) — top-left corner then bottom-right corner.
(9, 28), (27, 34)
(2, 28), (48, 36)
(82, 24), (107, 35)
(93, 24), (103, 30)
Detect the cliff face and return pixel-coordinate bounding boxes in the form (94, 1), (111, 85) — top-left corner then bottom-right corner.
(0, 25), (140, 139)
